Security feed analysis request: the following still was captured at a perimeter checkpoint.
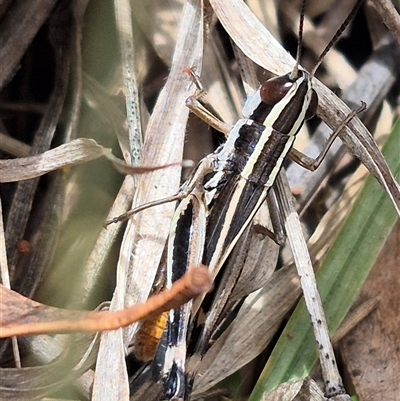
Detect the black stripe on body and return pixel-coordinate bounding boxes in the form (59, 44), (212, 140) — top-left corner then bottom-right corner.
(170, 202), (194, 283)
(152, 329), (168, 380)
(272, 76), (309, 134)
(164, 361), (187, 400)
(167, 307), (185, 347)
(235, 122), (291, 183)
(203, 123), (291, 267)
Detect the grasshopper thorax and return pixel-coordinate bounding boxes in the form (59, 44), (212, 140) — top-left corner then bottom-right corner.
(260, 71), (318, 119)
(242, 70), (318, 137)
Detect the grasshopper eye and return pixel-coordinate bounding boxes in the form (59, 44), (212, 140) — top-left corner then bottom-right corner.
(305, 89), (318, 120)
(260, 75), (293, 105)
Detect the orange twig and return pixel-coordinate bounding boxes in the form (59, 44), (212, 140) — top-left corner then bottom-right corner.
(0, 266), (212, 337)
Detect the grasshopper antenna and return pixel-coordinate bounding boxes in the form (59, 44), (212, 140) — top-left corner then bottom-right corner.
(290, 0), (307, 80)
(311, 0), (364, 78)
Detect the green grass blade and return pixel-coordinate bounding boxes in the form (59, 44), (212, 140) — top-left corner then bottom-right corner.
(249, 117), (400, 400)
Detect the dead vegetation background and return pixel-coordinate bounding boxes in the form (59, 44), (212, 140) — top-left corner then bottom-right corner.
(0, 0), (399, 400)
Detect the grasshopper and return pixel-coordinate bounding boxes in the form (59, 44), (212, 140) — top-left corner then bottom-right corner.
(111, 0), (372, 399)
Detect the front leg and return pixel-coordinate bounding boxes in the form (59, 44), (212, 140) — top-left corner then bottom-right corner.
(185, 67), (232, 137)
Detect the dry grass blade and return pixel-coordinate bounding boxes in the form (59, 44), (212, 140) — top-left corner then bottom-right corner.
(209, 0), (293, 74)
(114, 0), (142, 166)
(0, 137), (175, 183)
(0, 333), (99, 401)
(0, 139), (111, 183)
(192, 264), (302, 396)
(0, 134), (31, 158)
(92, 1), (204, 399)
(274, 172), (344, 396)
(0, 0), (58, 89)
(260, 378), (326, 401)
(0, 197), (21, 367)
(4, 3), (73, 282)
(370, 0), (400, 45)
